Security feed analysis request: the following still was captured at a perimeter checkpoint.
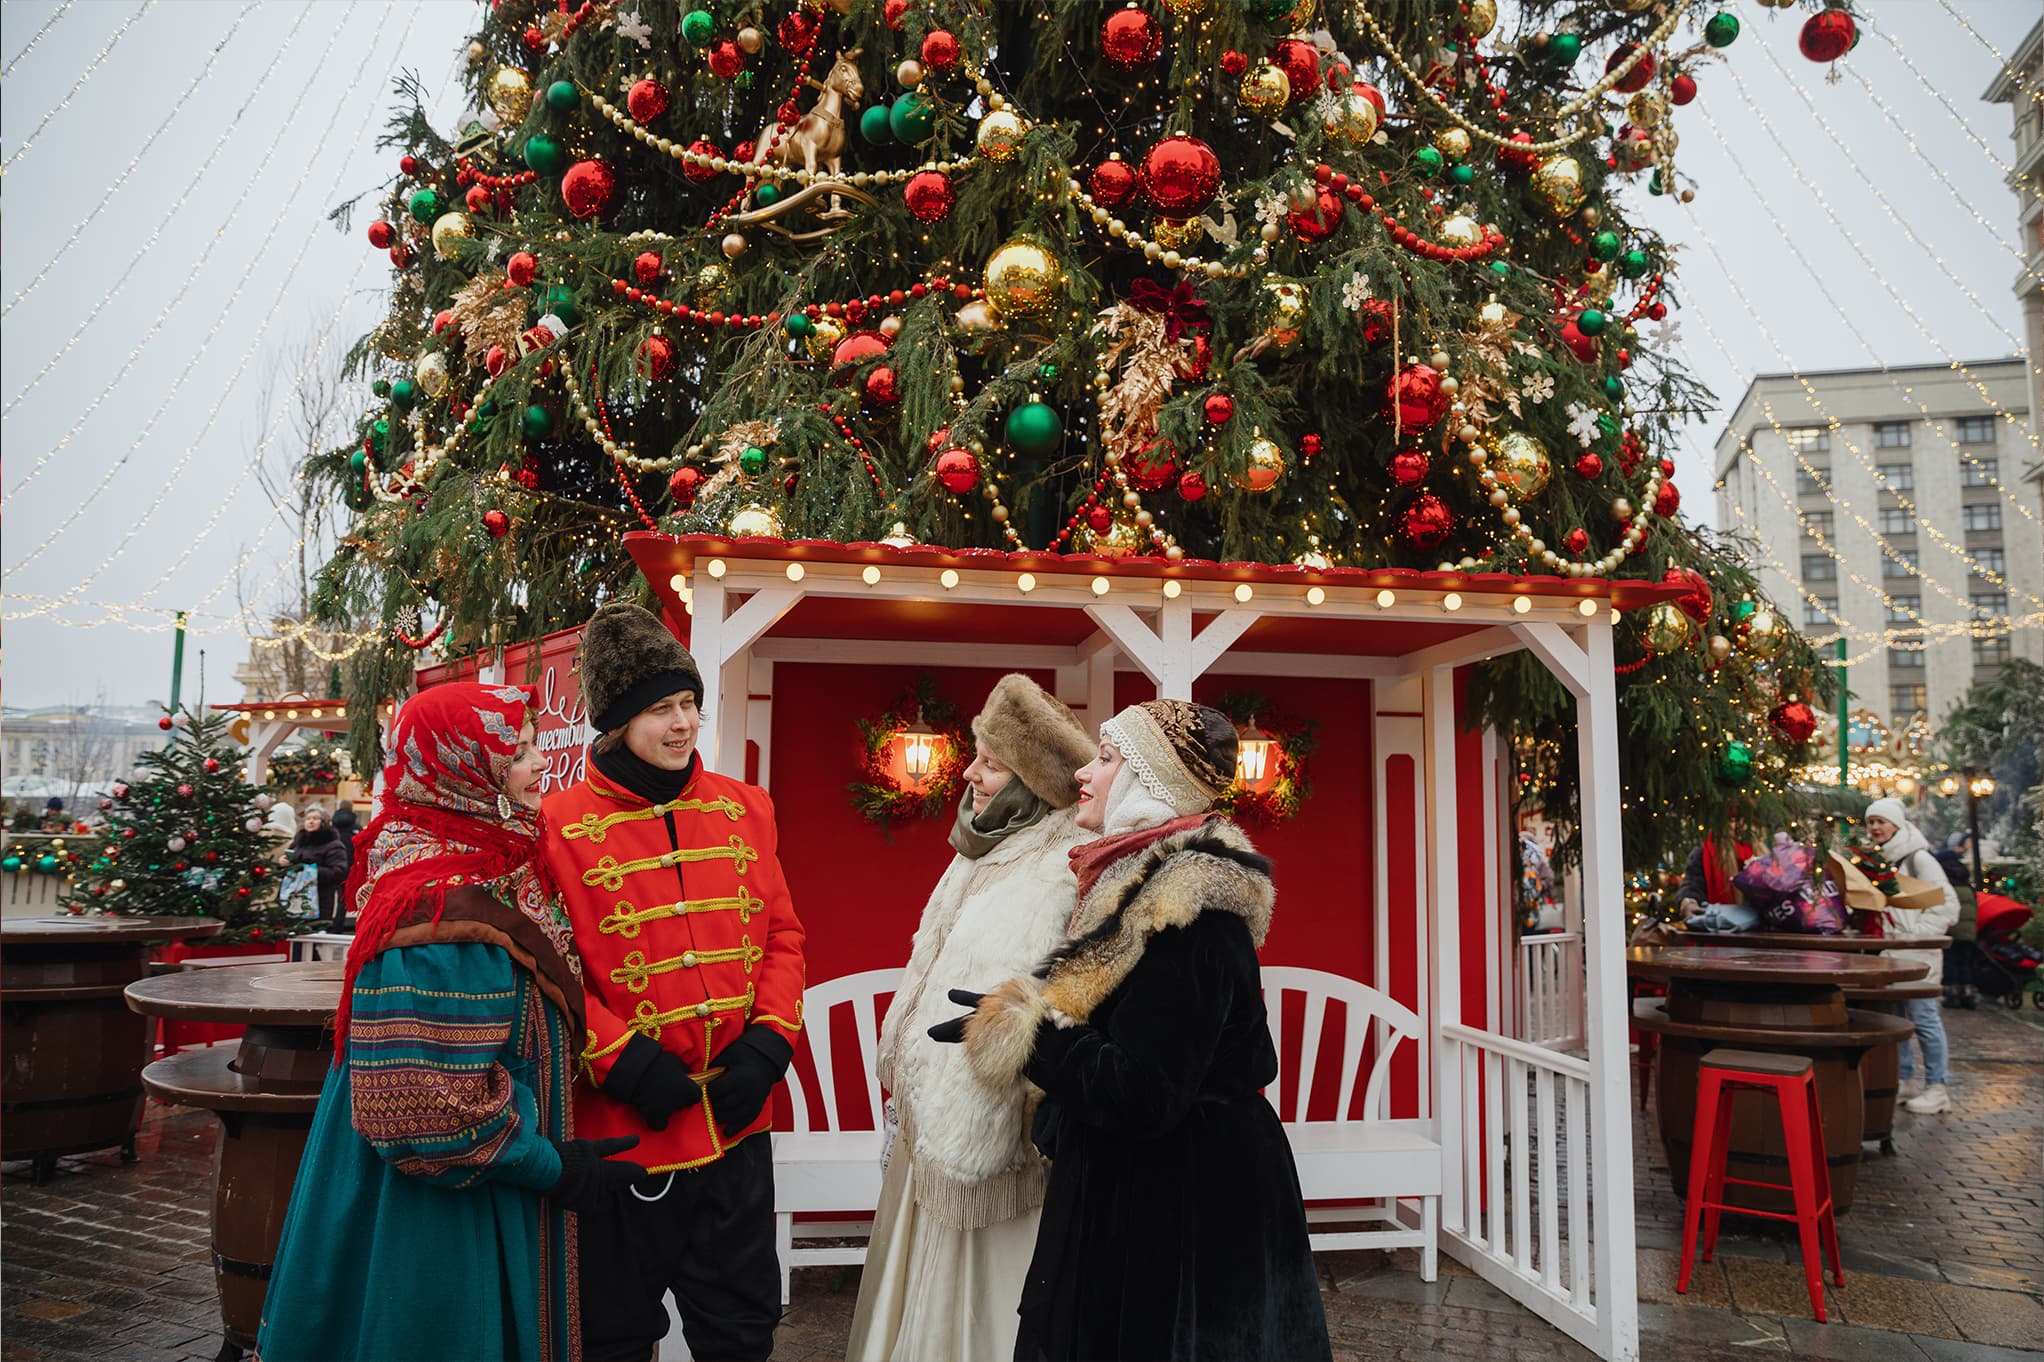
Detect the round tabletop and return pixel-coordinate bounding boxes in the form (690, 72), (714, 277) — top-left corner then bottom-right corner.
(124, 959), (344, 1025)
(2, 915), (224, 946)
(1670, 930), (1950, 952)
(1626, 945), (1926, 988)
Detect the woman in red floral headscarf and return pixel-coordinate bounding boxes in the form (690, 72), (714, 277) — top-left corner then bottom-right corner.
(258, 684), (646, 1362)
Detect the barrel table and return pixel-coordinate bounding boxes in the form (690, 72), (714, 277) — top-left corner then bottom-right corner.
(2, 915), (223, 1183)
(125, 961), (343, 1361)
(1627, 946), (1920, 1215)
(1669, 932), (1950, 1155)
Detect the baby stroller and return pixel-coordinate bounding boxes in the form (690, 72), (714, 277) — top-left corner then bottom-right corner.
(1973, 893), (2043, 1010)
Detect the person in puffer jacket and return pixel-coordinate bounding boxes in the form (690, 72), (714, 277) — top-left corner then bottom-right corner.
(1864, 797), (1961, 1115)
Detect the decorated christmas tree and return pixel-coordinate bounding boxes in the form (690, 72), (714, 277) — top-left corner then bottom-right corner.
(61, 708), (290, 945)
(312, 0), (1850, 863)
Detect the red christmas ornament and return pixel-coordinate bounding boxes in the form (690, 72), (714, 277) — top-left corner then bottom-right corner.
(176, 784), (195, 799)
(1770, 700), (1819, 747)
(1088, 157), (1139, 207)
(483, 509), (511, 538)
(1357, 299), (1396, 344)
(1125, 437), (1179, 491)
(1606, 43), (1655, 93)
(1382, 363), (1450, 429)
(1565, 528), (1589, 554)
(1298, 432), (1324, 462)
(1177, 469), (1208, 501)
(1799, 7), (1855, 63)
(432, 309), (455, 335)
(1389, 448), (1430, 486)
(399, 155), (419, 176)
(683, 139), (722, 185)
(367, 220), (396, 249)
(1271, 38), (1319, 101)
(903, 169), (956, 222)
(733, 140), (756, 164)
(1086, 504), (1115, 534)
(1399, 495), (1456, 552)
(707, 40), (744, 79)
(1670, 72), (1698, 105)
(1174, 333), (1212, 382)
(863, 365), (900, 408)
(777, 8), (821, 54)
(389, 244), (412, 268)
(1654, 480), (1681, 518)
(204, 758), (221, 774)
(627, 77), (671, 122)
(113, 783), (129, 798)
(920, 28), (961, 71)
(561, 159), (619, 218)
(1559, 317), (1599, 363)
(831, 331), (891, 371)
(638, 333), (679, 381)
(1353, 81), (1386, 114)
(934, 447), (982, 494)
(1669, 567), (1713, 622)
(485, 344), (510, 377)
(157, 716), (174, 731)
(1498, 130), (1539, 172)
(1140, 134), (1221, 217)
(465, 184), (493, 214)
(1202, 392), (1234, 426)
(237, 887), (251, 900)
(883, 0), (909, 29)
(250, 864), (267, 879)
(634, 251), (663, 285)
(1102, 7), (1163, 69)
(1221, 50), (1249, 77)
(1287, 185), (1344, 242)
(1574, 452), (1603, 479)
(506, 251), (539, 287)
(668, 465), (705, 508)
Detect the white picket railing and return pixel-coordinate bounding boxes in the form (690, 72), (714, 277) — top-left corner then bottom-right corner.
(1440, 1023), (1610, 1355)
(1518, 931), (1583, 1051)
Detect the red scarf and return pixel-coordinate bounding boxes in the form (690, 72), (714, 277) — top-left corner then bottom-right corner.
(1069, 812), (1220, 905)
(1700, 836), (1754, 906)
(334, 683), (544, 1054)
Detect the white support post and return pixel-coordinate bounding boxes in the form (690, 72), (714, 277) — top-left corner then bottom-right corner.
(1157, 598), (1192, 699)
(244, 719), (293, 786)
(702, 586), (799, 775)
(747, 657), (775, 790)
(1424, 665), (1461, 1225)
(1509, 620), (1593, 699)
(688, 575), (729, 773)
(1574, 616), (1639, 1362)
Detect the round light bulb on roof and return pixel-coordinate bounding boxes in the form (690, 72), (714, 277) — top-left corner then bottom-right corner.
(1376, 589), (1396, 609)
(707, 559), (727, 578)
(1233, 584), (1254, 603)
(1442, 594), (1463, 612)
(940, 569), (960, 589)
(861, 565), (881, 585)
(1091, 577), (1111, 596)
(1162, 579), (1182, 599)
(1017, 573), (1036, 593)
(1306, 586), (1326, 606)
(1513, 596), (1533, 614)
(786, 563), (805, 582)
(1578, 599), (1597, 616)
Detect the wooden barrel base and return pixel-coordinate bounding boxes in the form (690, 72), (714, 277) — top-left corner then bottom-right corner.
(1654, 1034), (1866, 1214)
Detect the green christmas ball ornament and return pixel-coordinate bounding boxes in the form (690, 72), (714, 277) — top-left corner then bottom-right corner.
(1590, 230), (1621, 261)
(1546, 32), (1583, 66)
(1577, 308), (1607, 336)
(888, 93), (937, 145)
(1704, 11), (1741, 47)
(478, 397), (499, 418)
(1619, 248), (1652, 279)
(785, 313), (815, 338)
(1411, 146), (1444, 177)
(682, 9), (716, 45)
(544, 80), (578, 112)
(371, 378), (392, 398)
(859, 105), (895, 145)
(1718, 739), (1755, 786)
(36, 855), (58, 874)
(521, 403), (554, 438)
(1037, 361), (1061, 383)
(349, 449), (369, 474)
(738, 444), (769, 475)
(523, 133), (568, 176)
(1005, 400), (1063, 455)
(371, 417), (391, 446)
(389, 377), (418, 410)
(754, 182), (780, 207)
(406, 188), (441, 224)
(1600, 375), (1625, 401)
(1648, 170), (1665, 197)
(1448, 164), (1475, 187)
(542, 285), (580, 327)
(1, 857), (21, 874)
(1489, 260), (1512, 279)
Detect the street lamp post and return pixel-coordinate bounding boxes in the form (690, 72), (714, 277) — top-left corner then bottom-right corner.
(1939, 768), (1997, 888)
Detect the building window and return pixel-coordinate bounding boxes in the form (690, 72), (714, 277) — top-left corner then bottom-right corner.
(1878, 507), (1916, 535)
(1961, 458), (2000, 488)
(1877, 462), (1915, 491)
(1884, 550), (1919, 577)
(1890, 684), (1927, 719)
(1804, 596), (1839, 627)
(1786, 427), (1830, 454)
(1889, 646), (1925, 670)
(1974, 548), (2006, 577)
(1963, 504), (2003, 533)
(1971, 590), (2009, 617)
(1974, 635), (2012, 667)
(1801, 554), (1838, 582)
(1886, 596), (1921, 624)
(1873, 421), (1911, 449)
(1956, 416), (1996, 444)
(1803, 511), (1834, 539)
(1795, 466), (1831, 496)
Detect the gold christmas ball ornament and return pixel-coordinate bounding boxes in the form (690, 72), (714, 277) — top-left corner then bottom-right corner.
(1462, 0), (1498, 38)
(691, 262), (730, 310)
(1152, 216), (1204, 250)
(1438, 214), (1483, 248)
(736, 26), (764, 54)
(1488, 431), (1552, 499)
(975, 109), (1029, 163)
(1159, 0), (1209, 12)
(414, 351), (450, 398)
(1707, 634), (1733, 665)
(953, 298), (999, 333)
(487, 67), (535, 124)
(1323, 92), (1380, 147)
(1257, 280), (1310, 353)
(804, 315), (847, 359)
(880, 522), (918, 548)
(1235, 434), (1286, 492)
(431, 211), (475, 260)
(1626, 89), (1668, 129)
(1239, 61), (1291, 118)
(721, 232), (751, 261)
(1644, 602), (1693, 654)
(728, 504), (784, 538)
(1532, 154), (1587, 218)
(1435, 127), (1473, 163)
(1743, 607), (1786, 658)
(896, 58), (925, 88)
(982, 236), (1067, 319)
(1083, 518), (1143, 559)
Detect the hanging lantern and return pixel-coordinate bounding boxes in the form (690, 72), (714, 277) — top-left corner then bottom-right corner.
(1235, 720), (1276, 792)
(894, 710), (948, 788)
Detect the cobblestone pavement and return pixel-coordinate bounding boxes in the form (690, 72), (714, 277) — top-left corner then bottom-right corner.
(5, 1006), (2038, 1362)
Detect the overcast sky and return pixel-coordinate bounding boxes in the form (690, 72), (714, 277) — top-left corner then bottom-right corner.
(2, 1), (2035, 710)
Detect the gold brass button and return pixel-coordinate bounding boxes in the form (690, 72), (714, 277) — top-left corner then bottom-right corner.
(695, 1002), (712, 1018)
(682, 952), (698, 967)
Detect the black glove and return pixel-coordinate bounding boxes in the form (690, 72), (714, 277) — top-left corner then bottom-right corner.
(705, 1025), (794, 1136)
(600, 1033), (702, 1131)
(926, 989), (987, 1044)
(545, 1135), (648, 1212)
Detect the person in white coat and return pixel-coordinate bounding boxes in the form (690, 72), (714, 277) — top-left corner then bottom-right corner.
(1864, 797), (1962, 1115)
(849, 675), (1096, 1362)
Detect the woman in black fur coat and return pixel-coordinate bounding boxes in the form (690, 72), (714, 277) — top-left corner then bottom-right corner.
(934, 699), (1330, 1362)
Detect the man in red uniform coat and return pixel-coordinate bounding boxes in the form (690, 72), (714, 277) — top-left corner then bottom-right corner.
(543, 603), (805, 1362)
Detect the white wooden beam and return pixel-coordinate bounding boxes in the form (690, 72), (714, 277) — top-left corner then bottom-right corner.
(1084, 602), (1171, 687)
(1188, 607), (1260, 679)
(1510, 621), (1593, 700)
(1399, 626), (1521, 676)
(752, 638), (1081, 670)
(244, 719), (293, 786)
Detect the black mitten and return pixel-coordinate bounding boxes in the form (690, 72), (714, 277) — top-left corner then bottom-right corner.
(545, 1135), (648, 1212)
(600, 1033), (702, 1130)
(926, 988), (988, 1044)
(704, 1025), (794, 1136)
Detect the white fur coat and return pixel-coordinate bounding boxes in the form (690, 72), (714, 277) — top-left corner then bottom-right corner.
(875, 807), (1087, 1228)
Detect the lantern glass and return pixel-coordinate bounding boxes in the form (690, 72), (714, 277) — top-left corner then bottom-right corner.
(1970, 775), (1997, 798)
(896, 712), (947, 785)
(1937, 775), (1961, 797)
(1236, 723), (1273, 789)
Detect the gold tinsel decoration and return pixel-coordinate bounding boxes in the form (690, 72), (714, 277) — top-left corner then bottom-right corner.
(450, 274), (527, 361)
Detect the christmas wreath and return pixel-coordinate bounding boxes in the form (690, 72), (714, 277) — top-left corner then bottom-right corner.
(1213, 691), (1317, 824)
(849, 676), (972, 830)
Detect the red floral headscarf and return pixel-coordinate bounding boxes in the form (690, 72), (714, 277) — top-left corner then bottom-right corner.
(335, 683), (551, 1048)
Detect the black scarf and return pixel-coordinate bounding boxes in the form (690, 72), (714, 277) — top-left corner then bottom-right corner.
(292, 823), (339, 849)
(592, 741), (699, 804)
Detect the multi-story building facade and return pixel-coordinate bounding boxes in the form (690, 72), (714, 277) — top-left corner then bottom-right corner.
(1713, 360), (2044, 734)
(1985, 18), (2044, 464)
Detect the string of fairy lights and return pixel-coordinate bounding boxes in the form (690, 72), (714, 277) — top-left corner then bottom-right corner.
(1, 0), (154, 173)
(0, 0), (75, 80)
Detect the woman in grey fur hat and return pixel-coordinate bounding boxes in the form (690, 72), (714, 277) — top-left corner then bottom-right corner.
(848, 675), (1097, 1362)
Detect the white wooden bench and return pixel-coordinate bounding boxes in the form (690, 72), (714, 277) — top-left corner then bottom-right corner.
(1263, 966), (1443, 1280)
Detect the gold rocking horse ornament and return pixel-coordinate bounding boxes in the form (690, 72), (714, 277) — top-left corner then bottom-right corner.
(736, 47), (877, 233)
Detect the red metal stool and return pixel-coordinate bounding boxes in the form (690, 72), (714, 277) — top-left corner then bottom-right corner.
(1676, 1048), (1843, 1322)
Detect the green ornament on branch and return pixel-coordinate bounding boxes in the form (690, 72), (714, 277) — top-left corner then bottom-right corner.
(1005, 401), (1062, 455)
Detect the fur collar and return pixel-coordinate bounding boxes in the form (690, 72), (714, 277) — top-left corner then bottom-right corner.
(961, 819), (1272, 1089)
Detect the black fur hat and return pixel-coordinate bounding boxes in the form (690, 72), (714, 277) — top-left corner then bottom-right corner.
(577, 604), (703, 732)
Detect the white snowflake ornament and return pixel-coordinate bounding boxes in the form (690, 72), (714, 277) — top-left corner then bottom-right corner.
(1565, 402), (1602, 447)
(1521, 372), (1555, 405)
(614, 8), (653, 49)
(1341, 271), (1373, 312)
